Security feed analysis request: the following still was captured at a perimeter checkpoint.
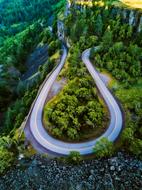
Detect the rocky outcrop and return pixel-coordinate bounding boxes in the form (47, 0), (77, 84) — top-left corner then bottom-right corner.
(110, 7), (142, 32)
(0, 152), (141, 190)
(138, 15), (142, 32)
(77, 4), (142, 33)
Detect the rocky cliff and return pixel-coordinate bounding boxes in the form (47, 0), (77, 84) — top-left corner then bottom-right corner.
(76, 4), (142, 33)
(110, 7), (142, 32)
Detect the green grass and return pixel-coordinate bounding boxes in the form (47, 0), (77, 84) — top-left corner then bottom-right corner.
(50, 51), (60, 61)
(121, 0), (142, 9)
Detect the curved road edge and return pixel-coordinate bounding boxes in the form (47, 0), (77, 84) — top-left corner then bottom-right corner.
(82, 48), (123, 142)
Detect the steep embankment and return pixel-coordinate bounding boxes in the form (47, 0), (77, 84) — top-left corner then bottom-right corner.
(0, 152), (141, 190)
(110, 6), (142, 32)
(76, 3), (142, 32)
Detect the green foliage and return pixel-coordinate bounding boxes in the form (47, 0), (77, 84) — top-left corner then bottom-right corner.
(3, 87), (38, 134)
(0, 148), (14, 174)
(93, 137), (114, 158)
(66, 6), (142, 87)
(91, 41), (142, 86)
(78, 35), (98, 51)
(0, 23), (43, 69)
(0, 0), (66, 174)
(129, 140), (142, 159)
(101, 30), (113, 50)
(45, 76), (105, 140)
(0, 136), (17, 174)
(0, 80), (13, 111)
(116, 87), (142, 159)
(122, 128), (134, 144)
(41, 28), (52, 44)
(0, 0), (63, 132)
(95, 14), (103, 36)
(0, 0), (65, 113)
(0, 0), (66, 45)
(39, 59), (55, 81)
(48, 40), (61, 56)
(0, 23), (43, 113)
(67, 151), (82, 164)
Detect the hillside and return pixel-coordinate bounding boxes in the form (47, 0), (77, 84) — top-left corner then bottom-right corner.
(0, 0), (142, 189)
(0, 0), (65, 174)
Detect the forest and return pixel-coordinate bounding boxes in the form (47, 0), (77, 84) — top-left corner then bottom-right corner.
(0, 0), (65, 174)
(63, 3), (142, 158)
(0, 0), (65, 126)
(0, 0), (65, 46)
(0, 0), (142, 176)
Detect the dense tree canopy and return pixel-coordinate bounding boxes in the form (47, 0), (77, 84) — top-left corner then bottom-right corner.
(0, 0), (65, 111)
(0, 0), (65, 173)
(0, 0), (65, 46)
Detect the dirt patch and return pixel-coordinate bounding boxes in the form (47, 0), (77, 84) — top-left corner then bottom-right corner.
(100, 73), (111, 86)
(45, 78), (67, 103)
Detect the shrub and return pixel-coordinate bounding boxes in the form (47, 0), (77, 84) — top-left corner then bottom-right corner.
(48, 40), (61, 56)
(93, 137), (114, 158)
(0, 148), (14, 174)
(0, 136), (16, 174)
(67, 151), (82, 164)
(130, 139), (142, 159)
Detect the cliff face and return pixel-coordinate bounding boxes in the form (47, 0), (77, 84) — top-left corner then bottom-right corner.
(76, 4), (142, 33)
(110, 7), (142, 32)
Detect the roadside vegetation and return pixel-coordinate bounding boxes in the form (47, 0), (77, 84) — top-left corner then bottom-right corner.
(67, 151), (83, 164)
(0, 136), (16, 175)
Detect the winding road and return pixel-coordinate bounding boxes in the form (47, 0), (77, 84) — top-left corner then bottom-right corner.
(24, 1), (122, 156)
(25, 44), (123, 155)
